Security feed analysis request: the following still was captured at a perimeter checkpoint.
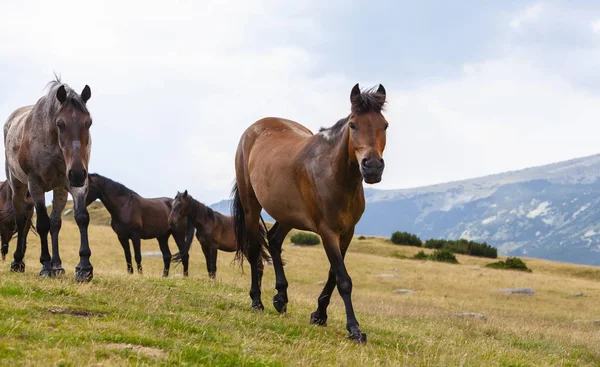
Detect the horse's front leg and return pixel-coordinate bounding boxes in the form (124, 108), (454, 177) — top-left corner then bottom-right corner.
(49, 189), (68, 275)
(28, 184), (54, 277)
(318, 226), (365, 343)
(70, 186), (93, 282)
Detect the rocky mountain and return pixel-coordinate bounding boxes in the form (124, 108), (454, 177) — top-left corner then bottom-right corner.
(210, 154), (600, 266)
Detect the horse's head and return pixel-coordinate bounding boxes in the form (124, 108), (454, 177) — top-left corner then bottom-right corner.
(169, 190), (190, 228)
(347, 84), (388, 184)
(55, 84), (92, 187)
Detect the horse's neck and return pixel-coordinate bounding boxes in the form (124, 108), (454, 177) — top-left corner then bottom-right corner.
(189, 198), (212, 228)
(96, 182), (130, 218)
(319, 127), (363, 190)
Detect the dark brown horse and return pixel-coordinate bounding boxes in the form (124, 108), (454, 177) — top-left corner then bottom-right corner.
(0, 181), (34, 261)
(232, 84), (388, 343)
(167, 190), (268, 279)
(86, 174), (192, 276)
(4, 77), (94, 281)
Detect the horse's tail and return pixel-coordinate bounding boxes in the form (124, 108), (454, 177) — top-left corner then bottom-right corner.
(232, 183), (271, 266)
(232, 183), (248, 266)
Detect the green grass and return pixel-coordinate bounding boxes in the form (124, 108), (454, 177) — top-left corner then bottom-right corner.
(0, 218), (599, 366)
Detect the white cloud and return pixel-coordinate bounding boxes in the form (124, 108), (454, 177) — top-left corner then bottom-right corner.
(509, 2), (545, 30)
(592, 19), (600, 34)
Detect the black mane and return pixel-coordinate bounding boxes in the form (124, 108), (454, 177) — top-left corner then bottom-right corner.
(318, 86), (386, 140)
(46, 75), (89, 114)
(89, 174), (136, 197)
(350, 86), (386, 115)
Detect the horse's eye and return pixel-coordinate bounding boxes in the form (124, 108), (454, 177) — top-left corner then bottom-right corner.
(85, 120), (92, 129)
(56, 120), (65, 130)
(384, 123), (389, 130)
(349, 122), (357, 130)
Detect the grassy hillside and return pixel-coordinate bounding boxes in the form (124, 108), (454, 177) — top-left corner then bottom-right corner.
(0, 219), (599, 365)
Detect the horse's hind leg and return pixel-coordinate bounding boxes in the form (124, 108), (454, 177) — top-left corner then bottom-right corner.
(200, 241), (214, 279)
(1, 232), (9, 261)
(236, 186), (266, 310)
(267, 222), (292, 314)
(131, 233), (142, 274)
(157, 235), (171, 277)
(49, 189), (67, 275)
(9, 180), (28, 272)
(118, 236), (134, 274)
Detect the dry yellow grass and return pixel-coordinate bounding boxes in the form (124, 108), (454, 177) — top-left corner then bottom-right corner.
(0, 220), (599, 366)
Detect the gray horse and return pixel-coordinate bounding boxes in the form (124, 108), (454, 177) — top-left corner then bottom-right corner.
(4, 77), (94, 281)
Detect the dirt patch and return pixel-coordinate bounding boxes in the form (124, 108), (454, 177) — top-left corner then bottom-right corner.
(105, 343), (167, 359)
(48, 308), (106, 317)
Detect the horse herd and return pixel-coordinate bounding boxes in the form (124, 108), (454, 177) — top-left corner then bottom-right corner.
(1, 78), (389, 343)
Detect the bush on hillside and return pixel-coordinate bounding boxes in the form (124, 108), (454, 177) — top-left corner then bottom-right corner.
(485, 257), (531, 272)
(412, 249), (459, 264)
(429, 249), (459, 264)
(424, 238), (497, 258)
(390, 231), (422, 247)
(290, 232), (321, 246)
(358, 236), (366, 240)
(412, 251), (429, 260)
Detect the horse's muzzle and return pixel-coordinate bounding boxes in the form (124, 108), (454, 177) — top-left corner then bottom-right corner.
(361, 157), (384, 184)
(68, 169), (87, 187)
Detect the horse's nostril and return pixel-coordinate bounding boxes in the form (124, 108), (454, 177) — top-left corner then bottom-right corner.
(361, 158), (369, 167)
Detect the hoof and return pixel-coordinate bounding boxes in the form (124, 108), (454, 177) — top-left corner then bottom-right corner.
(251, 300), (264, 311)
(74, 266), (93, 283)
(127, 266), (134, 274)
(1, 253), (6, 261)
(183, 271), (189, 277)
(40, 267), (53, 278)
(162, 272), (169, 278)
(53, 267), (66, 276)
(348, 331), (367, 344)
(310, 311), (327, 326)
(10, 261), (25, 273)
(137, 267), (143, 275)
(273, 294), (288, 314)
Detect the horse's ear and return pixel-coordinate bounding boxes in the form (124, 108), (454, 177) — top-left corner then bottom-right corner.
(81, 85), (91, 103)
(56, 85), (67, 104)
(183, 190), (188, 198)
(350, 83), (361, 105)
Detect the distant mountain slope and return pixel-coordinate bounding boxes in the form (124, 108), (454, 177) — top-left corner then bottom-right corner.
(211, 154), (600, 266)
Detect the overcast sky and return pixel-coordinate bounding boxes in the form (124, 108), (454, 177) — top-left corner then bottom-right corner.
(2, 1), (600, 204)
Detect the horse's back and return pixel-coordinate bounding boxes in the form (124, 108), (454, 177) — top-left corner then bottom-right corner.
(236, 117), (318, 230)
(4, 106), (33, 184)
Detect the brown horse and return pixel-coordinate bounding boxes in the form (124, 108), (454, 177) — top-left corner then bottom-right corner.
(0, 181), (34, 261)
(4, 77), (94, 281)
(167, 190), (268, 279)
(232, 84), (388, 343)
(86, 174), (192, 277)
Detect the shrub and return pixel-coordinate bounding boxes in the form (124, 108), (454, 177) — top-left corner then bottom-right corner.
(423, 238), (497, 258)
(423, 239), (446, 249)
(358, 236), (366, 240)
(429, 249), (459, 264)
(290, 232), (321, 246)
(390, 231), (422, 247)
(485, 257), (531, 272)
(412, 251), (429, 260)
(412, 249), (459, 264)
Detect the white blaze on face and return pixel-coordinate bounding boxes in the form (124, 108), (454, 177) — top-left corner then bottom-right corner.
(72, 140), (81, 149)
